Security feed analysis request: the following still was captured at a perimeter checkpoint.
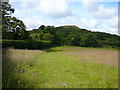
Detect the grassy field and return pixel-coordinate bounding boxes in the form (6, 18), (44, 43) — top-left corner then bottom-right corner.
(2, 46), (118, 88)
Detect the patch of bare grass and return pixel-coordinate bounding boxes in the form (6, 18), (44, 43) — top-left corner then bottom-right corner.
(63, 47), (118, 66)
(3, 48), (44, 65)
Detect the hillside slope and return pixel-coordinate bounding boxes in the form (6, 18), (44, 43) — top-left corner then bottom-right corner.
(29, 25), (120, 48)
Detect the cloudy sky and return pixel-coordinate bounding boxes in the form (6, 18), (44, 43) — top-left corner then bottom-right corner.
(10, 0), (118, 35)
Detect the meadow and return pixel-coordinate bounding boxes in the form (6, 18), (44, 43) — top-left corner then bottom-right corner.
(2, 46), (118, 88)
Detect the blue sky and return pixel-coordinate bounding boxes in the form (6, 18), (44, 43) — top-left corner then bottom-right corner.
(10, 0), (118, 35)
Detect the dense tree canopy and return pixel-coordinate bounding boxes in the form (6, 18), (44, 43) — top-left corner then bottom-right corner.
(29, 25), (120, 48)
(1, 1), (29, 40)
(38, 25), (45, 30)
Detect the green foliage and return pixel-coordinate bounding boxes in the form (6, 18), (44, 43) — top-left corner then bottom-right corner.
(84, 34), (100, 47)
(38, 25), (45, 30)
(2, 40), (52, 49)
(1, 2), (30, 40)
(42, 33), (53, 41)
(71, 35), (81, 46)
(29, 25), (119, 48)
(43, 26), (56, 34)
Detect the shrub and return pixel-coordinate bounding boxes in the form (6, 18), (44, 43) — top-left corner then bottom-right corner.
(2, 40), (52, 49)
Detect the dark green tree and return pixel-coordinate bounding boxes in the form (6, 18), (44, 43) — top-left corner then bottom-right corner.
(85, 34), (100, 47)
(38, 25), (45, 30)
(1, 2), (14, 39)
(71, 35), (81, 46)
(43, 26), (56, 34)
(1, 1), (29, 40)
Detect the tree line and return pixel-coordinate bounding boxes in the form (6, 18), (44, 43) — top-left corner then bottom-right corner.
(1, 2), (29, 40)
(29, 25), (119, 48)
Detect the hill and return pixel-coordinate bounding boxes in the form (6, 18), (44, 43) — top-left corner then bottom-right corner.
(58, 25), (80, 29)
(28, 25), (119, 48)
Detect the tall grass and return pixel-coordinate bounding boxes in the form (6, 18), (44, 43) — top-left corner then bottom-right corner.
(2, 46), (118, 88)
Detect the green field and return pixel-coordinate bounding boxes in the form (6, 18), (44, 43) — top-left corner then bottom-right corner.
(2, 46), (118, 88)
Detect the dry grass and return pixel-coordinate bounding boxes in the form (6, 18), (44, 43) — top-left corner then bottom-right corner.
(3, 48), (44, 64)
(63, 47), (118, 67)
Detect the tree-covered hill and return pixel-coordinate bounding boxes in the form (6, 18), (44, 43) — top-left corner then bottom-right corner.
(29, 25), (120, 48)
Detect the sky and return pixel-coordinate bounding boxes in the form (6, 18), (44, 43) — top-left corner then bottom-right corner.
(10, 0), (118, 35)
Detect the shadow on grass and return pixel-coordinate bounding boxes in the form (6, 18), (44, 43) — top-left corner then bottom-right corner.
(2, 49), (37, 88)
(46, 49), (62, 52)
(2, 44), (59, 88)
(2, 44), (61, 88)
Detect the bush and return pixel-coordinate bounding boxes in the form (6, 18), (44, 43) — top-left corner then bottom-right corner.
(2, 40), (52, 49)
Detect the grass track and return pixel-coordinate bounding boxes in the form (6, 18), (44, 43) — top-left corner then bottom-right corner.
(2, 46), (118, 88)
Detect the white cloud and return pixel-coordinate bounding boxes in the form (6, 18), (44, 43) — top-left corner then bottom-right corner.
(107, 16), (118, 28)
(81, 0), (97, 11)
(89, 19), (100, 28)
(19, 2), (29, 8)
(85, 26), (117, 35)
(92, 5), (117, 19)
(10, 0), (120, 2)
(108, 27), (117, 32)
(36, 0), (71, 18)
(10, 0), (37, 2)
(84, 18), (102, 28)
(54, 15), (84, 28)
(11, 0), (72, 18)
(10, 0), (118, 35)
(80, 17), (118, 34)
(55, 16), (102, 30)
(13, 9), (31, 18)
(80, 1), (118, 34)
(21, 16), (46, 30)
(81, 0), (117, 19)
(81, 0), (96, 9)
(67, 0), (119, 2)
(103, 27), (118, 34)
(106, 16), (118, 34)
